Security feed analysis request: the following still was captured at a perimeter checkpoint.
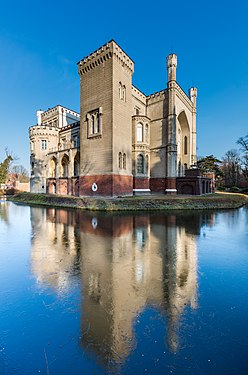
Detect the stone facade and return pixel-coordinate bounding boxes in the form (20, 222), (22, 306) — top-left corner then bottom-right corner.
(29, 40), (203, 196)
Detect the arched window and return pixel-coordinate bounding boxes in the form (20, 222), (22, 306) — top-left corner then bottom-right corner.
(122, 85), (126, 102)
(49, 157), (57, 178)
(123, 153), (126, 169)
(145, 155), (149, 174)
(119, 82), (122, 99)
(61, 155), (69, 177)
(145, 124), (149, 143)
(91, 115), (95, 134)
(178, 161), (181, 176)
(97, 113), (101, 133)
(137, 123), (143, 142)
(74, 153), (80, 176)
(119, 152), (123, 169)
(137, 154), (144, 174)
(184, 136), (188, 155)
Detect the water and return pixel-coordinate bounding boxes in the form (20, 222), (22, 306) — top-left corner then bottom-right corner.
(0, 201), (248, 374)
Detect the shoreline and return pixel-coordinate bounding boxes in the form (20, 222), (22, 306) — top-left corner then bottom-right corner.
(6, 192), (248, 211)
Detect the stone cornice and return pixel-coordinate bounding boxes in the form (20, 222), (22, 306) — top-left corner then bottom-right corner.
(78, 40), (134, 75)
(132, 115), (151, 122)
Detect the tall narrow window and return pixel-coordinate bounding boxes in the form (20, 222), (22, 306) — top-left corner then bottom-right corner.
(137, 124), (143, 142)
(91, 115), (95, 134)
(119, 152), (123, 169)
(145, 124), (149, 143)
(97, 113), (101, 133)
(145, 155), (149, 174)
(61, 155), (69, 177)
(119, 82), (122, 99)
(184, 136), (188, 155)
(74, 157), (79, 176)
(122, 85), (126, 102)
(137, 154), (144, 174)
(41, 140), (47, 150)
(87, 108), (102, 138)
(123, 153), (126, 169)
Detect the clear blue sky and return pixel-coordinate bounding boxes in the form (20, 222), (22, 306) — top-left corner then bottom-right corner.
(0, 0), (247, 170)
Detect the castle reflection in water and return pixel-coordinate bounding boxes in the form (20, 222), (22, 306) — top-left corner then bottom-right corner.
(30, 207), (215, 365)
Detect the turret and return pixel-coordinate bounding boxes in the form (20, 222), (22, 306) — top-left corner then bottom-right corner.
(167, 53), (177, 82)
(37, 110), (44, 125)
(189, 87), (197, 107)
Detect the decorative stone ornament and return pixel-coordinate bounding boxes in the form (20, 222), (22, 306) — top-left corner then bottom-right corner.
(92, 182), (98, 192)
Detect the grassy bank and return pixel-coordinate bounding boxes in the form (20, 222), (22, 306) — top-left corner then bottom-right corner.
(7, 192), (248, 211)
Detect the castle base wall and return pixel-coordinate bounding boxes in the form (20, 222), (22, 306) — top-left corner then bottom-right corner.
(79, 174), (133, 197)
(150, 178), (166, 193)
(165, 177), (177, 194)
(133, 177), (150, 195)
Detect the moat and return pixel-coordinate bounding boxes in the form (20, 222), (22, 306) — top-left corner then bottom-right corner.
(0, 201), (248, 374)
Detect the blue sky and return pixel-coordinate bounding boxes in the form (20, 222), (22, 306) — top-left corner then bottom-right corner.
(0, 0), (247, 170)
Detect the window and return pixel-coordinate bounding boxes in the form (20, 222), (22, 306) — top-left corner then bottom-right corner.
(41, 140), (47, 150)
(135, 108), (140, 115)
(145, 124), (149, 143)
(122, 85), (126, 102)
(137, 154), (144, 174)
(73, 135), (79, 148)
(119, 152), (123, 169)
(50, 157), (57, 178)
(123, 153), (126, 169)
(87, 108), (102, 138)
(91, 114), (95, 134)
(145, 155), (149, 174)
(61, 155), (69, 177)
(137, 123), (143, 142)
(184, 136), (188, 155)
(119, 82), (126, 101)
(74, 155), (80, 176)
(119, 82), (122, 99)
(97, 113), (101, 133)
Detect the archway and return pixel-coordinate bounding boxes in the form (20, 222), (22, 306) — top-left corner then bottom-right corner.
(181, 184), (193, 195)
(177, 111), (190, 176)
(73, 152), (80, 177)
(49, 157), (57, 178)
(61, 154), (69, 177)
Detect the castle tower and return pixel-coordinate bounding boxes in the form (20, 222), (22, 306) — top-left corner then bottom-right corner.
(29, 124), (59, 193)
(166, 54), (178, 194)
(77, 40), (134, 196)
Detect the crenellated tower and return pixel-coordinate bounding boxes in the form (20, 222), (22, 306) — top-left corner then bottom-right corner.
(77, 40), (134, 196)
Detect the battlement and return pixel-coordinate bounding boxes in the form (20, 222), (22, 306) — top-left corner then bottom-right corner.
(146, 89), (167, 105)
(41, 105), (79, 121)
(132, 85), (146, 100)
(78, 39), (134, 75)
(29, 125), (59, 137)
(59, 121), (80, 133)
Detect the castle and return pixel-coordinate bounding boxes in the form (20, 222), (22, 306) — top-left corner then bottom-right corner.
(29, 40), (210, 196)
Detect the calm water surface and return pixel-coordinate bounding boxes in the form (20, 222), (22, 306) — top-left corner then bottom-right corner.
(0, 201), (248, 374)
